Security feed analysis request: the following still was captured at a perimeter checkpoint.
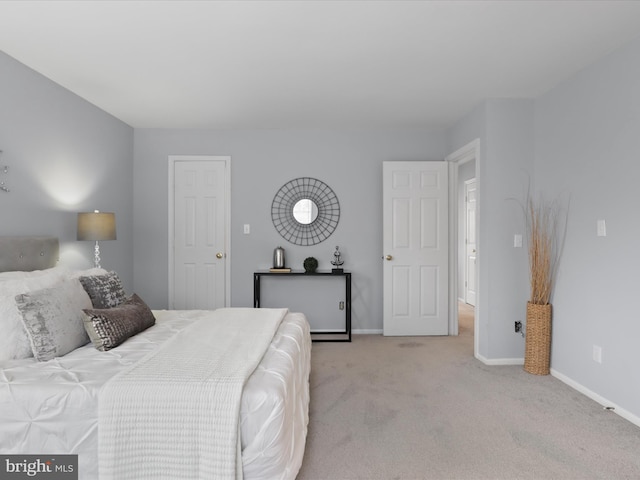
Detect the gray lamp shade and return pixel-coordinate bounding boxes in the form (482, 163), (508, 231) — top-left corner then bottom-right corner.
(77, 211), (117, 241)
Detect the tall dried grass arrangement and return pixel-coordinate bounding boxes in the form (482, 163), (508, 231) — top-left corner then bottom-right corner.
(525, 195), (564, 305)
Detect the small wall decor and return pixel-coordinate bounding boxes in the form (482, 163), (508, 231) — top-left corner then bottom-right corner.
(271, 177), (340, 246)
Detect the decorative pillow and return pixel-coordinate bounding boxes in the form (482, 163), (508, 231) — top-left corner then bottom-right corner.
(0, 268), (69, 363)
(79, 271), (126, 309)
(15, 278), (92, 362)
(82, 293), (156, 351)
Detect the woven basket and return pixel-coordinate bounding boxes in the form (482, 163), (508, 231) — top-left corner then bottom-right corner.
(524, 302), (552, 375)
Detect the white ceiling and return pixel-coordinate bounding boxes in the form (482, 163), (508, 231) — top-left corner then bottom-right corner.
(1, 1), (640, 129)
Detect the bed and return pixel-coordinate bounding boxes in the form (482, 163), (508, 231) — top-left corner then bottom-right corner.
(0, 236), (311, 480)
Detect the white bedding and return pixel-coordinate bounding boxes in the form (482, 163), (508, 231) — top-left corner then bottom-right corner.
(100, 307), (287, 480)
(0, 309), (311, 480)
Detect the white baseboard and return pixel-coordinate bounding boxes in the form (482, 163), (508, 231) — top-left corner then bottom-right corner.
(476, 353), (524, 366)
(472, 358), (640, 427)
(551, 368), (640, 429)
(353, 329), (383, 335)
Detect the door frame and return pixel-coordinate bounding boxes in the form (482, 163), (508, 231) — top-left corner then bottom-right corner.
(446, 139), (480, 357)
(168, 155), (231, 309)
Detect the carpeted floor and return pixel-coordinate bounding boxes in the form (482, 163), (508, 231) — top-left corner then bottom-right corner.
(297, 304), (640, 479)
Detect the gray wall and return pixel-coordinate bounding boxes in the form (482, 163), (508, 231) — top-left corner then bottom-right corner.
(0, 52), (134, 289)
(446, 100), (533, 361)
(534, 35), (640, 419)
(133, 128), (445, 332)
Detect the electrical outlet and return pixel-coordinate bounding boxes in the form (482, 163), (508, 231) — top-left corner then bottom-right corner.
(515, 321), (522, 333)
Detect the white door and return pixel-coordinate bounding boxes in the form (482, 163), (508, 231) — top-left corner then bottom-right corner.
(383, 161), (449, 336)
(464, 179), (477, 306)
(169, 156), (229, 309)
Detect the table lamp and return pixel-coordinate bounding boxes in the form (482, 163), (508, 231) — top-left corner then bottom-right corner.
(77, 210), (116, 268)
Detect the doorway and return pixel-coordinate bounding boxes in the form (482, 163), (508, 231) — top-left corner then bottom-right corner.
(463, 177), (477, 306)
(168, 155), (231, 309)
(457, 300), (475, 338)
(446, 140), (480, 357)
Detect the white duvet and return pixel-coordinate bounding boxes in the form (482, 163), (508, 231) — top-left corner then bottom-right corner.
(0, 310), (311, 480)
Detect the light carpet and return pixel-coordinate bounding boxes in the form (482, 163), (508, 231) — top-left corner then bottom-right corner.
(297, 304), (640, 479)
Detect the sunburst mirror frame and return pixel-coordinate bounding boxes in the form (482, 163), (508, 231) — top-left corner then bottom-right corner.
(271, 177), (340, 246)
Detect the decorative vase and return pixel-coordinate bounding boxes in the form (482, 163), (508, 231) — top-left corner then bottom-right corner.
(273, 246), (285, 269)
(524, 302), (552, 375)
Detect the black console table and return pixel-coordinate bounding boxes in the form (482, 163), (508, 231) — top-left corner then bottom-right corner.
(253, 271), (351, 342)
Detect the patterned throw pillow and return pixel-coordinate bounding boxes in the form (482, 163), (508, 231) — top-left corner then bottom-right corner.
(0, 268), (70, 363)
(82, 293), (156, 351)
(79, 271), (126, 309)
(15, 278), (92, 361)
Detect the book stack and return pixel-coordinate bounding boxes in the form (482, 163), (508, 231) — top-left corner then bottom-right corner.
(269, 268), (291, 273)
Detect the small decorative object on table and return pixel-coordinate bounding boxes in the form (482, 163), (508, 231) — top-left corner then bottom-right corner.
(331, 246), (344, 273)
(303, 257), (318, 273)
(273, 246), (285, 268)
(270, 246), (291, 273)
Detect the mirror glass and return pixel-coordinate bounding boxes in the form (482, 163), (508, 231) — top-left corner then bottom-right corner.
(293, 199), (318, 224)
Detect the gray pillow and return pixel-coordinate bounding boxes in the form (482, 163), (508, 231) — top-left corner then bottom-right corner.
(82, 293), (156, 351)
(79, 271), (126, 309)
(15, 278), (92, 361)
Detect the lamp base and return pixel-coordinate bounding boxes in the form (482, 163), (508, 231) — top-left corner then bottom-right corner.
(94, 241), (102, 269)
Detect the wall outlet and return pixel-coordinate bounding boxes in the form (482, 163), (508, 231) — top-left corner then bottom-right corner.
(514, 321), (522, 333)
(593, 345), (603, 364)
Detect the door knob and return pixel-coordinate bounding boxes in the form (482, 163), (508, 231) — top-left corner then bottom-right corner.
(472, 249), (476, 253)
(216, 252), (223, 259)
(385, 255), (393, 261)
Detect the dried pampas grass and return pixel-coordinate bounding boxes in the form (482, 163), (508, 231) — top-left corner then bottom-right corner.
(525, 194), (566, 305)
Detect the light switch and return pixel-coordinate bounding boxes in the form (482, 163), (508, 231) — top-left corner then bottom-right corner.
(597, 219), (606, 237)
(593, 345), (602, 364)
(244, 224), (250, 234)
(514, 234), (523, 248)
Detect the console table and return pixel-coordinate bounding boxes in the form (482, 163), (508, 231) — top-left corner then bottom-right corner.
(253, 271), (351, 342)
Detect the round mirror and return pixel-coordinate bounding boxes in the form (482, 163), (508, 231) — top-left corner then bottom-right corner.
(293, 199), (319, 225)
(272, 177), (340, 246)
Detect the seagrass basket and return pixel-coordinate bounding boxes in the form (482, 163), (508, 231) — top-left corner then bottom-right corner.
(524, 302), (552, 375)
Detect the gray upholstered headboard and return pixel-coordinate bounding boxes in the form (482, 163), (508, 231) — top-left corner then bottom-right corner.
(0, 236), (59, 272)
